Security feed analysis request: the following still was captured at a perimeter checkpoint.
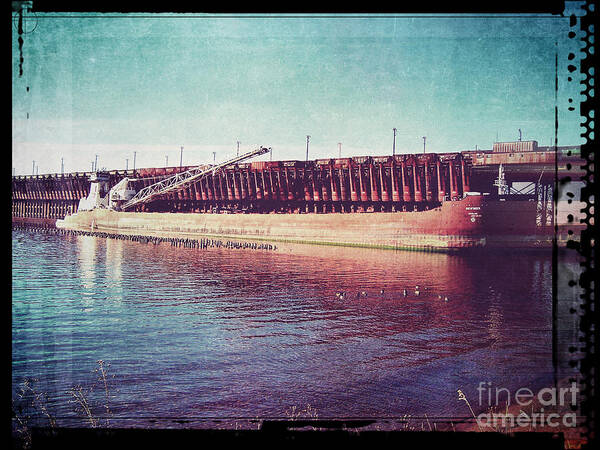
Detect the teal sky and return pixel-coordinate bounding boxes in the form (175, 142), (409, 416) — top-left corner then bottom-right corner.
(12, 12), (587, 175)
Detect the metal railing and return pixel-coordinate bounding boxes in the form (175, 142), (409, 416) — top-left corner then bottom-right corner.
(121, 146), (271, 210)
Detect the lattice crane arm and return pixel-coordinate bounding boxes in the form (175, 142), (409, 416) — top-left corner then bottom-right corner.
(121, 146), (271, 211)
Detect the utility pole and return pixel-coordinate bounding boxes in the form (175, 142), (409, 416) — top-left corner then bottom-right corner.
(306, 135), (310, 162)
(237, 141), (240, 157)
(393, 128), (397, 156)
(338, 142), (342, 158)
(133, 151), (137, 171)
(423, 136), (426, 154)
(180, 146), (183, 168)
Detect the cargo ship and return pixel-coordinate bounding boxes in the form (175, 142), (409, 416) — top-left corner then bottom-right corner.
(57, 193), (486, 251)
(14, 140), (583, 252)
(54, 147), (486, 251)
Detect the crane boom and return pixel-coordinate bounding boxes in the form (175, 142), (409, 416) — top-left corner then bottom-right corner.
(121, 146), (271, 211)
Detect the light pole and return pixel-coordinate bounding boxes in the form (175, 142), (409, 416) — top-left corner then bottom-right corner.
(94, 154), (98, 171)
(338, 142), (342, 158)
(180, 146), (183, 168)
(306, 135), (310, 162)
(213, 152), (216, 166)
(393, 128), (397, 156)
(126, 158), (129, 170)
(133, 151), (136, 171)
(422, 136), (426, 154)
(237, 141), (240, 156)
(61, 157), (64, 174)
(165, 155), (168, 167)
(32, 160), (35, 175)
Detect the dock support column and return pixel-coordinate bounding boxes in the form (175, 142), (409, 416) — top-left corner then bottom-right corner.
(212, 174), (220, 201)
(424, 160), (432, 202)
(369, 163), (379, 202)
(312, 169), (320, 202)
(413, 164), (423, 202)
(268, 169), (277, 201)
(225, 172), (233, 200)
(540, 183), (548, 227)
(380, 164), (389, 202)
(304, 169), (312, 202)
(245, 169), (254, 200)
(359, 164), (368, 202)
(241, 170), (249, 200)
(200, 179), (208, 201)
(285, 168), (294, 201)
(437, 161), (445, 202)
(276, 170), (285, 201)
(330, 166), (339, 202)
(401, 162), (412, 202)
(461, 158), (470, 193)
(349, 166), (358, 202)
(391, 162), (400, 202)
(449, 160), (458, 200)
(253, 171), (262, 200)
(205, 178), (213, 201)
(320, 169), (329, 202)
(263, 170), (270, 202)
(232, 171), (240, 200)
(338, 167), (347, 201)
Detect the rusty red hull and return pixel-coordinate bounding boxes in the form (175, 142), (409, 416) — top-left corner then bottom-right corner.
(481, 199), (576, 248)
(56, 195), (486, 252)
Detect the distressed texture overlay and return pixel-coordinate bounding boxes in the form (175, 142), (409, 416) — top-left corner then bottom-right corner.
(10, 2), (598, 449)
(571, 0), (597, 446)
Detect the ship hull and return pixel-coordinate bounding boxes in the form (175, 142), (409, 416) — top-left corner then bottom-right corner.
(481, 199), (576, 248)
(56, 195), (486, 252)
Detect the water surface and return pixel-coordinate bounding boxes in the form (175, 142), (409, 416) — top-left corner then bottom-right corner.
(12, 228), (563, 426)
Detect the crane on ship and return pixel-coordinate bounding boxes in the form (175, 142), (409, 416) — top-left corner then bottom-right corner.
(114, 146), (271, 211)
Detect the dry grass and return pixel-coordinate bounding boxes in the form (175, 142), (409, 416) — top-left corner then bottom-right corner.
(12, 360), (115, 448)
(284, 404), (319, 421)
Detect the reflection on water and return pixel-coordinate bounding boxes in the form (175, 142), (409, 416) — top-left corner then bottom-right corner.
(12, 229), (572, 426)
(77, 234), (99, 294)
(105, 238), (124, 304)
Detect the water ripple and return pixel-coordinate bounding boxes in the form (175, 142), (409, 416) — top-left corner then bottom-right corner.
(12, 229), (563, 422)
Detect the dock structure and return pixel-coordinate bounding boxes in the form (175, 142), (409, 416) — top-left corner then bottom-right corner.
(11, 141), (585, 227)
